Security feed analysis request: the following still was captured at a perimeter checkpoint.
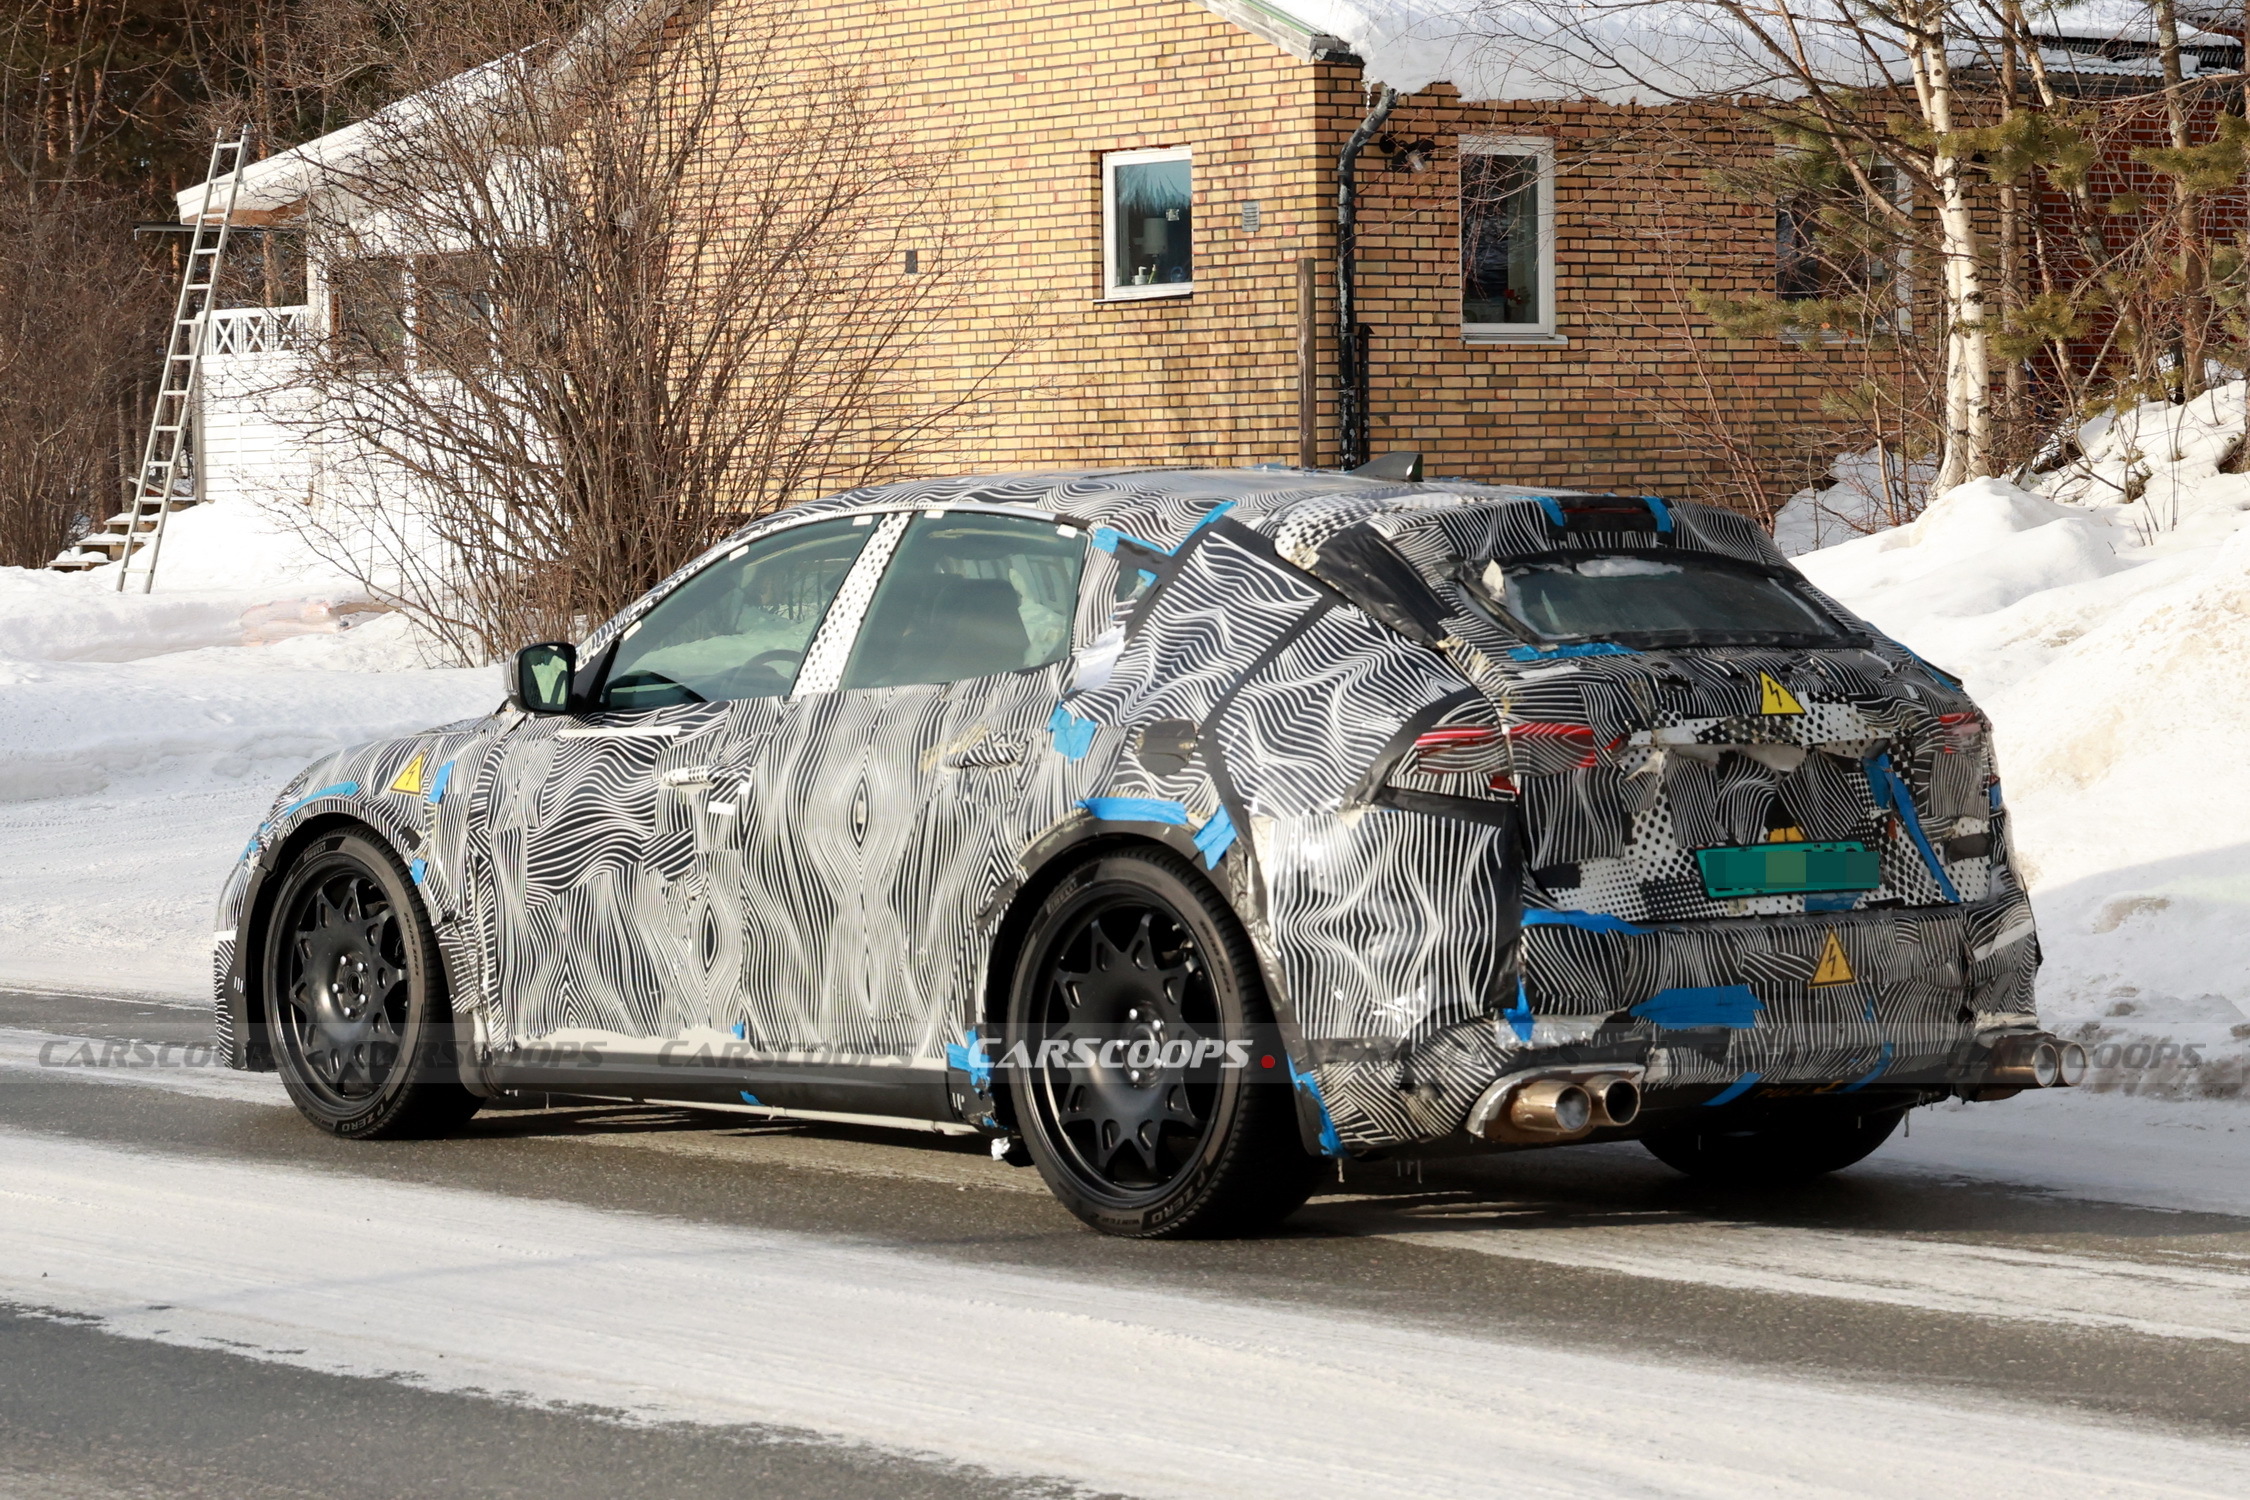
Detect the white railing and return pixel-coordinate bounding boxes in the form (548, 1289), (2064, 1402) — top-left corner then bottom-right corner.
(204, 305), (313, 356)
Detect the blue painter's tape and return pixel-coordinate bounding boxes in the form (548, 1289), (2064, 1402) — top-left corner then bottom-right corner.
(739, 1092), (762, 1107)
(732, 1021), (746, 1041)
(1642, 495), (1675, 533)
(945, 1030), (995, 1092)
(1047, 704), (1098, 760)
(1532, 494), (1568, 528)
(1631, 984), (1763, 1029)
(1503, 975), (1535, 1042)
(1705, 1072), (1764, 1107)
(1804, 892), (1860, 913)
(1287, 1057), (1347, 1158)
(1506, 642), (1637, 661)
(426, 759), (456, 806)
(276, 781), (359, 820)
(1079, 796), (1190, 826)
(1183, 500), (1236, 538)
(1192, 806), (1237, 868)
(1522, 909), (1651, 936)
(1137, 568), (1158, 587)
(1988, 780), (2004, 811)
(1840, 1042), (1895, 1093)
(1091, 525), (1170, 557)
(1867, 753), (1960, 903)
(408, 857), (428, 885)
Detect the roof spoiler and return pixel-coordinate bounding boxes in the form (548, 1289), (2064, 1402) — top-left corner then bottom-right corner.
(1350, 451), (1423, 482)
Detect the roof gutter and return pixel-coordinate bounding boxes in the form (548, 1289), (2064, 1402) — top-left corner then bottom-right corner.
(1336, 85), (1400, 471)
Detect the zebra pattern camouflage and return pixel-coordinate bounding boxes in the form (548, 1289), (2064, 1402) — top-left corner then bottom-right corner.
(215, 468), (2043, 1154)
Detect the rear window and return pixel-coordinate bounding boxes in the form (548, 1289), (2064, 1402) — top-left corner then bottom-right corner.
(1470, 553), (1851, 646)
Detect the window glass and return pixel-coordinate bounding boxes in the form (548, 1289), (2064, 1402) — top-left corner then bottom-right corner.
(1461, 147), (1546, 328)
(841, 513), (1086, 690)
(601, 517), (872, 710)
(1107, 151), (1192, 294)
(1776, 162), (1903, 304)
(1472, 554), (1850, 646)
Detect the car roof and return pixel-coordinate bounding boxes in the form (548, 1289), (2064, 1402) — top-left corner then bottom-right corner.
(753, 468), (1786, 574)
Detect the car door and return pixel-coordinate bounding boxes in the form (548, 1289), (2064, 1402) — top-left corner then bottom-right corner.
(829, 508), (1090, 1063)
(486, 515), (877, 1065)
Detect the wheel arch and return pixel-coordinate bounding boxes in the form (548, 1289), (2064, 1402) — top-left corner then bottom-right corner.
(231, 813), (431, 1070)
(975, 824), (1270, 1134)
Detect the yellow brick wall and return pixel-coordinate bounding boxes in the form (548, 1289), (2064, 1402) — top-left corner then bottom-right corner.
(678, 0), (1867, 507)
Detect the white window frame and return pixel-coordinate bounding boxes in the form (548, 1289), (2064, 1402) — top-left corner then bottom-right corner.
(1102, 146), (1195, 301)
(1459, 135), (1558, 343)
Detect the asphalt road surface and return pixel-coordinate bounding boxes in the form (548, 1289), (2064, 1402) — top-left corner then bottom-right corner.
(4, 988), (2248, 1499)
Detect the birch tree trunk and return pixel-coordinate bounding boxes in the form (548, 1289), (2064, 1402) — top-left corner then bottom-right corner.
(1907, 0), (1990, 489)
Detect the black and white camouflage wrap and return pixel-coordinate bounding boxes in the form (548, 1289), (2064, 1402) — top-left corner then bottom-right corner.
(215, 469), (2043, 1154)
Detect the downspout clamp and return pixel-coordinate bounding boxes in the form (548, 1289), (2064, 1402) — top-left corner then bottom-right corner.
(1337, 85), (1400, 470)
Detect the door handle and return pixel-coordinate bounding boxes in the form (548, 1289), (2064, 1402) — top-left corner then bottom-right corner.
(658, 765), (714, 788)
(942, 735), (1026, 770)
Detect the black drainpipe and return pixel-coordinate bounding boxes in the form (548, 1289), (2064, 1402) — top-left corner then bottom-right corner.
(1336, 85), (1400, 470)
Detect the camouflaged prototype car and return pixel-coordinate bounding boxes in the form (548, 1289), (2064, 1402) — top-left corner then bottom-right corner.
(215, 468), (2076, 1237)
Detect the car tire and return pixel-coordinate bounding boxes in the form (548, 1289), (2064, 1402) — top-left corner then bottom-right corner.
(1005, 848), (1320, 1239)
(1640, 1105), (1906, 1185)
(262, 829), (482, 1140)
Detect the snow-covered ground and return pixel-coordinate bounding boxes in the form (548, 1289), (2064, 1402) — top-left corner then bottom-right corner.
(1783, 384), (2250, 1101)
(0, 499), (496, 997)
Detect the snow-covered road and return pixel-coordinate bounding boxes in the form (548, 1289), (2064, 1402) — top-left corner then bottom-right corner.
(6, 1003), (2250, 1499)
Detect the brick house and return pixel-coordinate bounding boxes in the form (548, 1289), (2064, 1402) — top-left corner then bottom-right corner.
(161, 0), (2247, 515)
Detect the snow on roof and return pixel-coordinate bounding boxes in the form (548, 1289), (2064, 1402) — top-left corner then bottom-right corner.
(1260, 0), (2235, 103)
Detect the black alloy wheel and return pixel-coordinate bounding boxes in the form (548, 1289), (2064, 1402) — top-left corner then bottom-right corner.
(263, 830), (482, 1139)
(1640, 1104), (1906, 1186)
(1007, 848), (1319, 1238)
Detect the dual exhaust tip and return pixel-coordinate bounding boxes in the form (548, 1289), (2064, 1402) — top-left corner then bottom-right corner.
(1468, 1068), (1643, 1144)
(1972, 1032), (2087, 1100)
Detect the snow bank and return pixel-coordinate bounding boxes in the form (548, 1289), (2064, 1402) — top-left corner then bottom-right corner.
(1795, 383), (2250, 1093)
(0, 500), (495, 998)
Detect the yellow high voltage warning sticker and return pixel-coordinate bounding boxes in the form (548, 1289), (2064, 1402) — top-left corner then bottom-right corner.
(1758, 672), (1805, 715)
(1812, 931), (1855, 985)
(387, 752), (427, 796)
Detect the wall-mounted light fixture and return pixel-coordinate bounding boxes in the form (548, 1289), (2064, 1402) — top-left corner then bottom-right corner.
(1378, 135), (1438, 173)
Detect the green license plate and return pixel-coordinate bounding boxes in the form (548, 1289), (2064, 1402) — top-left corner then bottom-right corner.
(1696, 841), (1880, 899)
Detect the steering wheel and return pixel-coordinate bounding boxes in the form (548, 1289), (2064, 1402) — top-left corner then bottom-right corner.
(747, 649), (802, 671)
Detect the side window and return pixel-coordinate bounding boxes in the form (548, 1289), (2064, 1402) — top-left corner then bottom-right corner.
(840, 513), (1086, 691)
(600, 516), (873, 710)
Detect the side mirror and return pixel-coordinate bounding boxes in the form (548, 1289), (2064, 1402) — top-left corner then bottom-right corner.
(509, 641), (578, 714)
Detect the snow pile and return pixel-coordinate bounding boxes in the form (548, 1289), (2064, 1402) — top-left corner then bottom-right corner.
(0, 498), (496, 998)
(1770, 448), (1936, 557)
(1794, 383), (2250, 1095)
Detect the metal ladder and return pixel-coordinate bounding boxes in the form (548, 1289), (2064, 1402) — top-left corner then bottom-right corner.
(110, 127), (253, 592)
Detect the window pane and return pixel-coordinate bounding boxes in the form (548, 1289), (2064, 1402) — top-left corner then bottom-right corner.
(1474, 555), (1849, 646)
(601, 517), (873, 710)
(1461, 153), (1541, 326)
(841, 513), (1086, 690)
(1112, 158), (1192, 289)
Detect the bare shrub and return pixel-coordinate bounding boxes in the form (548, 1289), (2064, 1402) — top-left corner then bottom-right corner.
(281, 2), (1006, 662)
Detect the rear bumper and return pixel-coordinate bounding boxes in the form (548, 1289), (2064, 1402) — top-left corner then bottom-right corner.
(1294, 895), (2043, 1154)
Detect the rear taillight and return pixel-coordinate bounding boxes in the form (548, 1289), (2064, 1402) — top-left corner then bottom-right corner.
(1389, 720), (1617, 794)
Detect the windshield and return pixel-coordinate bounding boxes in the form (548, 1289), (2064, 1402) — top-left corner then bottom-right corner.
(1471, 553), (1852, 646)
